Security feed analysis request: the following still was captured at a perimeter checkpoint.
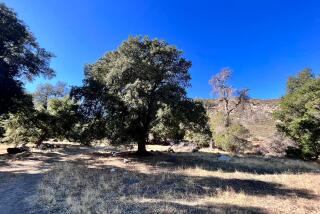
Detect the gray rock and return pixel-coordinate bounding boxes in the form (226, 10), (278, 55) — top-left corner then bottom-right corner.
(218, 154), (232, 161)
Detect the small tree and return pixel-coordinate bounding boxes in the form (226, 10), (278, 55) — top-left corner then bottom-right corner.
(209, 68), (249, 127)
(73, 36), (210, 154)
(209, 68), (250, 152)
(274, 69), (320, 160)
(150, 105), (185, 143)
(1, 97), (53, 147)
(1, 81), (80, 147)
(287, 68), (314, 94)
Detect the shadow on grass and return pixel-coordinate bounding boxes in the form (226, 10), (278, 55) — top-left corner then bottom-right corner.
(34, 163), (319, 214)
(0, 146), (319, 213)
(131, 151), (320, 174)
(0, 172), (42, 214)
(118, 201), (268, 214)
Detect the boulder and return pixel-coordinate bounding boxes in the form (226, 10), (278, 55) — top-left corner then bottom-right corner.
(171, 142), (200, 153)
(218, 154), (232, 161)
(7, 146), (30, 155)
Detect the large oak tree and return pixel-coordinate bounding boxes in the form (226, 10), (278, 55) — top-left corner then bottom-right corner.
(73, 36), (209, 154)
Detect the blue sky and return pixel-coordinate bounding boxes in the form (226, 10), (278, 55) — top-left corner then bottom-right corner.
(3, 0), (320, 99)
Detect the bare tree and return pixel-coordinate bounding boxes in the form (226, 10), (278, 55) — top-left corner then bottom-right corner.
(209, 68), (249, 127)
(33, 81), (69, 110)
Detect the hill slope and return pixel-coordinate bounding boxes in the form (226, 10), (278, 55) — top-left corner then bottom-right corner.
(201, 99), (279, 139)
(201, 99), (296, 156)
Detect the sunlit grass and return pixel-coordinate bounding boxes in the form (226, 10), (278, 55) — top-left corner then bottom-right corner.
(36, 147), (320, 214)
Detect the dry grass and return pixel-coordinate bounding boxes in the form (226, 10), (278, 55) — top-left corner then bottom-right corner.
(35, 146), (320, 214)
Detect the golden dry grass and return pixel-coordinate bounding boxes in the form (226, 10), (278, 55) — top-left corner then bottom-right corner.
(31, 145), (320, 214)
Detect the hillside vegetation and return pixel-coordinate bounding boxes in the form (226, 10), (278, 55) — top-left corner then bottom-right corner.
(201, 99), (297, 157)
(0, 3), (320, 214)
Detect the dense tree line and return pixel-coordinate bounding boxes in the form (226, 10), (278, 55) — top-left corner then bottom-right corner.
(1, 3), (319, 159)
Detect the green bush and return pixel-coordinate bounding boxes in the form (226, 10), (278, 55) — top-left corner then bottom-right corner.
(214, 123), (250, 153)
(274, 69), (320, 160)
(184, 130), (211, 147)
(1, 95), (82, 146)
(1, 110), (52, 146)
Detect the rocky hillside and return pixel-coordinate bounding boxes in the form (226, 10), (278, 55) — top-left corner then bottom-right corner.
(201, 99), (279, 139)
(200, 99), (296, 156)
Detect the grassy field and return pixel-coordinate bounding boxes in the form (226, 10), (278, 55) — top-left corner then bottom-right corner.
(0, 143), (319, 213)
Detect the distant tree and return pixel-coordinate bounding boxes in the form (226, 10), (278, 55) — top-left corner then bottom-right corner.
(73, 36), (210, 154)
(47, 96), (81, 142)
(1, 96), (53, 146)
(33, 82), (68, 110)
(1, 80), (80, 146)
(209, 68), (249, 127)
(287, 68), (314, 94)
(0, 3), (54, 115)
(275, 69), (320, 160)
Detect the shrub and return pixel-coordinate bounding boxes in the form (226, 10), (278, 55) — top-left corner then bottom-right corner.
(1, 110), (52, 146)
(214, 123), (250, 153)
(184, 130), (211, 147)
(1, 96), (81, 146)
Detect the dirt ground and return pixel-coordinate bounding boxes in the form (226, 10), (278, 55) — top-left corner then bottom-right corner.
(0, 143), (319, 214)
(0, 143), (104, 214)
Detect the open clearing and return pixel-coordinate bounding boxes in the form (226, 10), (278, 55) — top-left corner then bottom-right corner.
(0, 143), (319, 214)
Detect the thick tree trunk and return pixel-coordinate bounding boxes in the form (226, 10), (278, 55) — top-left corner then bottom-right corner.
(35, 130), (47, 148)
(137, 140), (147, 154)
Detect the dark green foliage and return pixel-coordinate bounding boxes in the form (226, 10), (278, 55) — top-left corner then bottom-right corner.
(275, 69), (320, 160)
(73, 36), (210, 152)
(182, 100), (212, 146)
(151, 104), (186, 142)
(151, 100), (211, 145)
(1, 81), (81, 146)
(0, 3), (54, 115)
(1, 98), (53, 146)
(47, 97), (82, 142)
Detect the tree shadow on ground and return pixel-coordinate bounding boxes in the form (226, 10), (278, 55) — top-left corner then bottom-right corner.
(0, 146), (319, 214)
(130, 151), (320, 174)
(0, 172), (43, 214)
(118, 201), (268, 214)
(34, 163), (318, 214)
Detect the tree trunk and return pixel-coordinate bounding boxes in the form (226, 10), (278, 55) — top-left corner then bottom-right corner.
(35, 129), (47, 148)
(137, 140), (147, 154)
(209, 140), (214, 150)
(225, 112), (231, 127)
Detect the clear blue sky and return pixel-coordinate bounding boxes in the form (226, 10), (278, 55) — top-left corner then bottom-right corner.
(3, 0), (320, 99)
